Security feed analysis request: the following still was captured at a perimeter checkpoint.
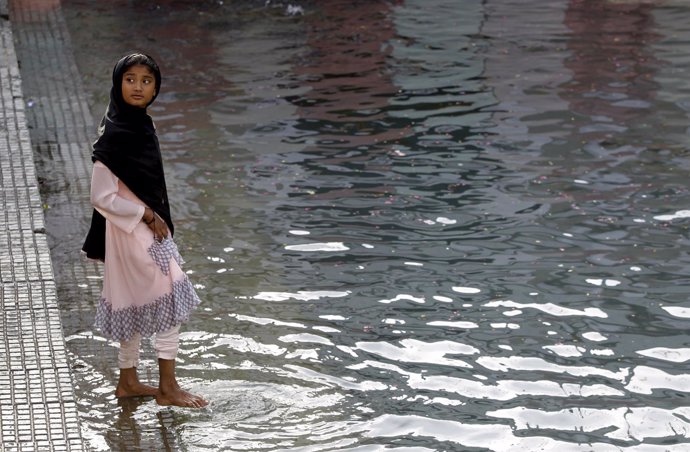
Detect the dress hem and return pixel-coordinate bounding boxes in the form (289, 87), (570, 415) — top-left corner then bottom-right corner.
(95, 276), (200, 341)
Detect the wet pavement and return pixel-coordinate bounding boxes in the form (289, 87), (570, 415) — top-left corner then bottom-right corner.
(0, 0), (84, 450)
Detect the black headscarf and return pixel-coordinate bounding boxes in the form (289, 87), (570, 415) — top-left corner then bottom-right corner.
(82, 53), (173, 260)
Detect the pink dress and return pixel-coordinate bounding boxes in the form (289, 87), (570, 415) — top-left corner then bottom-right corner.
(90, 161), (200, 341)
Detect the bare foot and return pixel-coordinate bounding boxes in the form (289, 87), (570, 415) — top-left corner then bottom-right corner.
(116, 367), (158, 398)
(156, 386), (208, 408)
(115, 380), (158, 398)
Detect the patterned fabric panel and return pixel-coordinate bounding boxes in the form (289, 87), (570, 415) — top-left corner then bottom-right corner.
(147, 238), (183, 276)
(95, 277), (201, 341)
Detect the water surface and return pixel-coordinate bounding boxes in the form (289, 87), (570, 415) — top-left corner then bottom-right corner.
(59, 0), (690, 450)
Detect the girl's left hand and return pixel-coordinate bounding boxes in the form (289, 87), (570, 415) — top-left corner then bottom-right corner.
(151, 214), (169, 242)
(144, 207), (169, 242)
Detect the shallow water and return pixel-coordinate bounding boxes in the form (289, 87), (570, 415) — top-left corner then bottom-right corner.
(59, 0), (690, 450)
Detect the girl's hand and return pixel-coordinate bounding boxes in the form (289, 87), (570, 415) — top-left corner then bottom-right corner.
(143, 207), (169, 242)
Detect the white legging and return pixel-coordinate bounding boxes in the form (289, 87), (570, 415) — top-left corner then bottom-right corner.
(119, 324), (180, 369)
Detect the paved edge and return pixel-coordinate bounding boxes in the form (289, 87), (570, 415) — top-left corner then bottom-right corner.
(0, 0), (86, 450)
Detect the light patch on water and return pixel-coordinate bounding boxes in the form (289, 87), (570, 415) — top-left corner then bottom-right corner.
(207, 256), (225, 263)
(229, 313), (305, 329)
(378, 294), (425, 304)
(355, 338), (478, 367)
(319, 315), (348, 321)
(582, 331), (607, 342)
(362, 243), (374, 249)
(279, 333), (333, 346)
(662, 306), (690, 318)
(586, 278), (621, 287)
(363, 413), (630, 450)
(574, 179), (589, 184)
(484, 300), (608, 318)
(544, 345), (585, 357)
(627, 366), (690, 395)
(436, 217), (457, 225)
(286, 349), (320, 360)
(636, 347), (690, 363)
(427, 321), (479, 329)
(285, 242), (349, 252)
(653, 209), (690, 221)
(222, 246), (234, 252)
(590, 349), (615, 356)
(562, 233), (573, 237)
(382, 318), (406, 325)
(404, 261), (424, 267)
(432, 295), (453, 303)
(336, 345), (358, 358)
(498, 345), (513, 351)
(253, 290), (350, 302)
(312, 325), (340, 333)
(490, 323), (520, 329)
(477, 356), (629, 381)
(452, 286), (481, 294)
(502, 310), (522, 317)
(284, 364), (387, 391)
(353, 360), (624, 403)
(487, 406), (690, 443)
(289, 230), (310, 235)
(630, 266), (642, 271)
(181, 332), (286, 357)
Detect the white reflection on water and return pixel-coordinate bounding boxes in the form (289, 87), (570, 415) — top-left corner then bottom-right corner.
(253, 290), (350, 302)
(378, 294), (426, 304)
(653, 209), (690, 221)
(350, 360), (624, 401)
(636, 347), (690, 363)
(355, 339), (478, 367)
(543, 344), (586, 357)
(582, 331), (607, 342)
(360, 414), (658, 451)
(229, 313), (306, 329)
(427, 320), (479, 329)
(477, 356), (629, 381)
(626, 366), (690, 395)
(181, 331), (286, 356)
(484, 300), (608, 318)
(662, 306), (690, 318)
(279, 333), (334, 346)
(488, 406), (690, 443)
(284, 242), (350, 251)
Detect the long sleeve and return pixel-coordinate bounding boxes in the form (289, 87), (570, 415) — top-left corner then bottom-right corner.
(90, 161), (145, 233)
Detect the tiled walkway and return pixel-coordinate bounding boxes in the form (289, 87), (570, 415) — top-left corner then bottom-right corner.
(0, 0), (85, 450)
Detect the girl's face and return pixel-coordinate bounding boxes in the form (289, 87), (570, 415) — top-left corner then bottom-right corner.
(121, 64), (157, 108)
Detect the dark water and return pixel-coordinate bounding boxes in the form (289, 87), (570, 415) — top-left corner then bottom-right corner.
(60, 0), (690, 450)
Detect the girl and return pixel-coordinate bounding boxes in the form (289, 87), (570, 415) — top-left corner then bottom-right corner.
(82, 53), (207, 408)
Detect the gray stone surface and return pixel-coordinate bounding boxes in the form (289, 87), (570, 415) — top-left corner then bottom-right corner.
(0, 6), (86, 452)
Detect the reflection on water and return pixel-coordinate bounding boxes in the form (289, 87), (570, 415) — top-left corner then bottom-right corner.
(55, 0), (690, 450)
